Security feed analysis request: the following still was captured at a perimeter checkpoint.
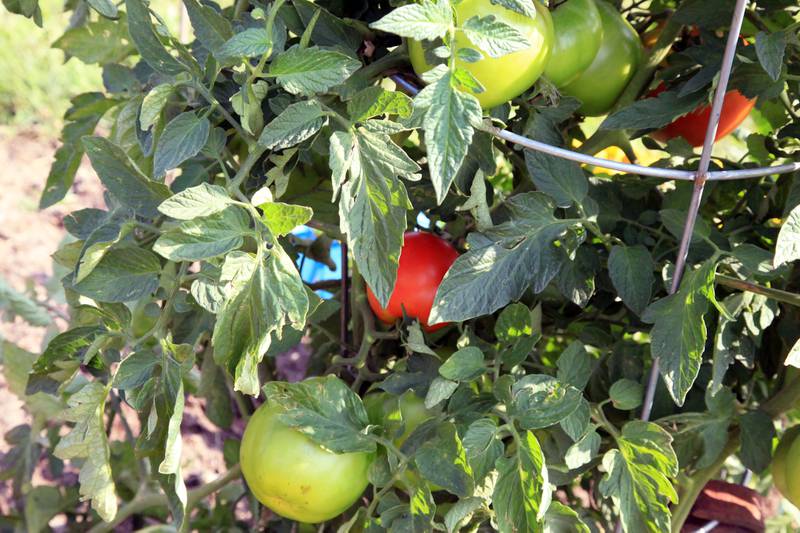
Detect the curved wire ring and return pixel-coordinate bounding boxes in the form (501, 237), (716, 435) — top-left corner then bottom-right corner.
(389, 75), (800, 182)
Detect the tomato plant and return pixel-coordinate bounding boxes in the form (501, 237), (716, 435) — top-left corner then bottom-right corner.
(2, 1), (800, 532)
(366, 231), (459, 331)
(408, 0), (553, 109)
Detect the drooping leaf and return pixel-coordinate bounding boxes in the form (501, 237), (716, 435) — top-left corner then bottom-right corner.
(264, 375), (375, 453)
(608, 245), (654, 315)
(431, 192), (580, 323)
(68, 246), (162, 303)
(642, 260), (716, 405)
(125, 0), (187, 74)
(82, 136), (171, 217)
(53, 382), (117, 522)
(493, 429), (550, 532)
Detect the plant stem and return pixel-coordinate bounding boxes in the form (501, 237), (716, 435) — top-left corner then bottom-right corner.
(716, 274), (800, 307)
(670, 431), (740, 533)
(229, 145), (268, 194)
(762, 373), (800, 418)
(87, 465), (242, 533)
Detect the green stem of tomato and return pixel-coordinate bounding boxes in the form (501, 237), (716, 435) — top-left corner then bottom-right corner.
(670, 431), (740, 533)
(716, 274), (800, 308)
(86, 465), (242, 533)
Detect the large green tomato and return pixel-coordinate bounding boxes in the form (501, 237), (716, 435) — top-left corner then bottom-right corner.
(240, 402), (374, 523)
(559, 1), (642, 116)
(543, 0), (603, 87)
(408, 0), (553, 110)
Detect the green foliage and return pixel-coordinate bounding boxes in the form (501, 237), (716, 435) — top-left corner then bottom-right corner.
(4, 0), (800, 532)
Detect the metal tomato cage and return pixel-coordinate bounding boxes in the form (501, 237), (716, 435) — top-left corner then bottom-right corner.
(389, 0), (779, 527)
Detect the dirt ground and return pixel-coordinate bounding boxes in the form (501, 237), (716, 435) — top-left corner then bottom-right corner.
(0, 128), (226, 513)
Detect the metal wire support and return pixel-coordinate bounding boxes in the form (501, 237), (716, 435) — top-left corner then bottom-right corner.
(641, 0), (750, 422)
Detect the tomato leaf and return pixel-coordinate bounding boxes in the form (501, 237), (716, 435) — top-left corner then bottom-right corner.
(53, 382), (117, 522)
(153, 112), (211, 177)
(153, 206), (251, 261)
(430, 192), (581, 323)
(422, 71), (483, 204)
(642, 260), (717, 406)
(258, 99), (327, 149)
(460, 15), (530, 58)
(510, 374), (583, 429)
(493, 429), (550, 532)
(67, 246), (162, 303)
(82, 136), (171, 217)
(268, 45), (361, 95)
(775, 203), (800, 267)
(608, 245), (654, 315)
(265, 375), (376, 454)
(334, 128), (417, 307)
(414, 422), (474, 497)
(370, 0), (453, 41)
(599, 421), (678, 533)
(125, 0), (188, 75)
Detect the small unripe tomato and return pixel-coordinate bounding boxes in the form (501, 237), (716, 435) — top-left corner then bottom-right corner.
(131, 301), (160, 338)
(240, 402), (374, 523)
(366, 232), (459, 331)
(772, 425), (800, 508)
(408, 0), (554, 110)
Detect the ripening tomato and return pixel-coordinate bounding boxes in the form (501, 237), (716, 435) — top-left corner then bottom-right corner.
(543, 0), (603, 88)
(366, 232), (459, 331)
(772, 425), (800, 509)
(559, 0), (642, 116)
(240, 401), (374, 523)
(408, 0), (553, 109)
(650, 86), (756, 147)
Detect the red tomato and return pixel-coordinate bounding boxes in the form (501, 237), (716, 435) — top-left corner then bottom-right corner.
(650, 84), (756, 147)
(366, 232), (459, 331)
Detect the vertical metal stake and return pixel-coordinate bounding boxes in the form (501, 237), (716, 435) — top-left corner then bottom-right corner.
(340, 241), (350, 357)
(640, 0), (750, 423)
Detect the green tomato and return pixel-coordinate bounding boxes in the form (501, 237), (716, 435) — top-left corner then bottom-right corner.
(131, 301), (160, 338)
(772, 426), (800, 501)
(559, 0), (642, 116)
(365, 390), (434, 446)
(408, 0), (554, 110)
(240, 402), (374, 524)
(543, 0), (603, 87)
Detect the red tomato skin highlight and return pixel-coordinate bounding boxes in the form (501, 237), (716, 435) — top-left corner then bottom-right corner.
(366, 232), (459, 331)
(651, 86), (755, 147)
